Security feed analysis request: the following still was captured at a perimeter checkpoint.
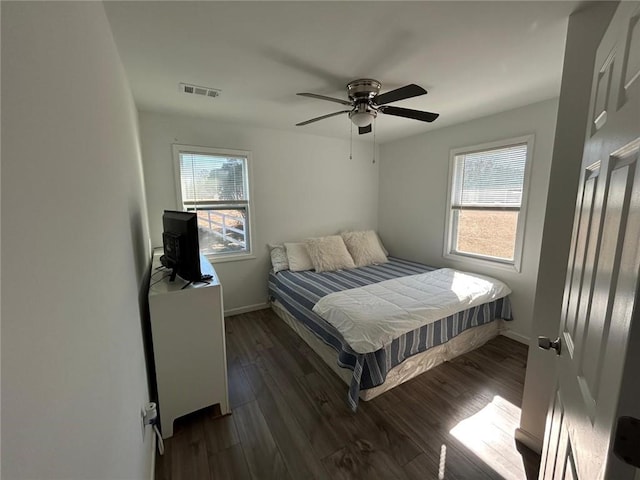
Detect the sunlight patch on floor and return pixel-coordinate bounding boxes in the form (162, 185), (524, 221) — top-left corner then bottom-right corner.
(449, 395), (524, 480)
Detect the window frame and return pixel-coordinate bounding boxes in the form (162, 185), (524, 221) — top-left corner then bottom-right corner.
(443, 134), (535, 272)
(172, 144), (255, 263)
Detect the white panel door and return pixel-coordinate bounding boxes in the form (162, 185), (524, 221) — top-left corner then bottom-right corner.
(539, 3), (640, 479)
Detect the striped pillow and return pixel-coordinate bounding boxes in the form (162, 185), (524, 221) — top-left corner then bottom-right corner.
(268, 244), (289, 273)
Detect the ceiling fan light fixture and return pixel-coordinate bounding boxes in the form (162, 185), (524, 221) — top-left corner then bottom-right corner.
(349, 111), (375, 127)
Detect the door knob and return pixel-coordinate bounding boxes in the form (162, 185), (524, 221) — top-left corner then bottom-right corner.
(538, 336), (561, 355)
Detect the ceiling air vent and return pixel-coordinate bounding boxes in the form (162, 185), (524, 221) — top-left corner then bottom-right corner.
(180, 83), (221, 99)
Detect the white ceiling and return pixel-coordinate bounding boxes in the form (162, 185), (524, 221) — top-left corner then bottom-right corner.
(104, 1), (578, 144)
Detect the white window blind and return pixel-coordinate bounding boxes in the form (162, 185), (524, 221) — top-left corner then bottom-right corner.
(178, 153), (248, 206)
(452, 143), (527, 209)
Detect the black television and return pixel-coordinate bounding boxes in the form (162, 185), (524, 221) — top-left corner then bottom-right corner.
(161, 210), (202, 282)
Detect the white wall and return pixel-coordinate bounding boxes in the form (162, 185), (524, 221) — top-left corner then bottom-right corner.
(139, 112), (379, 313)
(2, 3), (153, 479)
(378, 98), (559, 342)
(518, 2), (618, 451)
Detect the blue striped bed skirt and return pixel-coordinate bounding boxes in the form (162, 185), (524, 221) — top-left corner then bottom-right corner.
(268, 257), (513, 410)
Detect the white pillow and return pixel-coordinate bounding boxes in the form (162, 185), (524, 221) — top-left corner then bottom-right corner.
(343, 230), (389, 256)
(284, 242), (314, 271)
(341, 230), (389, 267)
(305, 236), (356, 273)
(268, 244), (289, 273)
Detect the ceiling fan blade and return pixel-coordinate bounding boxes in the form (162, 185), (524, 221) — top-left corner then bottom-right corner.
(374, 84), (427, 105)
(378, 105), (439, 123)
(297, 92), (352, 106)
(296, 110), (351, 126)
(358, 125), (372, 135)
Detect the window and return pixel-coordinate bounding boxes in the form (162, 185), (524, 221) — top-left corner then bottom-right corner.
(172, 145), (253, 260)
(445, 135), (533, 270)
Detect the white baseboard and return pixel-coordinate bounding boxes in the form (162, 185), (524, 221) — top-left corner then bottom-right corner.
(224, 302), (270, 317)
(515, 427), (543, 454)
(500, 328), (530, 345)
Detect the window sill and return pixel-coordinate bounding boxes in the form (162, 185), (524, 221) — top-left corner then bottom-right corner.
(443, 251), (521, 273)
(205, 253), (256, 264)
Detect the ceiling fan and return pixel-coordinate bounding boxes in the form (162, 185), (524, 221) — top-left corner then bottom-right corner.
(296, 78), (439, 134)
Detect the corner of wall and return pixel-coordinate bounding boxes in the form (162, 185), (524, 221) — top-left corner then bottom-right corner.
(518, 0), (619, 444)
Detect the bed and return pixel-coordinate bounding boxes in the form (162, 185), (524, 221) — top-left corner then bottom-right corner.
(268, 256), (513, 410)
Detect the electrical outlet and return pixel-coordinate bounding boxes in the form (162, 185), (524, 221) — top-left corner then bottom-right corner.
(141, 402), (159, 441)
(143, 402), (158, 426)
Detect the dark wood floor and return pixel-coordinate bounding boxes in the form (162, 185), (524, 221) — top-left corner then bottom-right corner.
(156, 309), (540, 480)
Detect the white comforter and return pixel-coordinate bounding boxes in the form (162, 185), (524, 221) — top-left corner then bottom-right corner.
(312, 268), (511, 354)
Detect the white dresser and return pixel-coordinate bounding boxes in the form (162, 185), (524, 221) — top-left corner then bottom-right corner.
(148, 249), (230, 438)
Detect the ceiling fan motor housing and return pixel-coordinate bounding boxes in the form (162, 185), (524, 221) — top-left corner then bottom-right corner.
(347, 79), (382, 102)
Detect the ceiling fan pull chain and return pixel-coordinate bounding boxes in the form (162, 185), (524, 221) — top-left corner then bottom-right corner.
(372, 120), (376, 164)
(350, 122), (353, 160)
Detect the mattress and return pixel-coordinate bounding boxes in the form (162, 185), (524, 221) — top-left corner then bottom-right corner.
(268, 257), (513, 410)
(271, 300), (503, 401)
